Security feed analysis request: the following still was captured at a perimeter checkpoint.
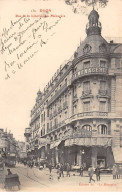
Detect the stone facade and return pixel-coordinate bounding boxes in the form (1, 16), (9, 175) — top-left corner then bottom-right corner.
(24, 9), (122, 168)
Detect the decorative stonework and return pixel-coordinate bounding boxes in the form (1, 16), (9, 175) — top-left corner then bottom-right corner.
(83, 44), (92, 54)
(99, 43), (107, 53)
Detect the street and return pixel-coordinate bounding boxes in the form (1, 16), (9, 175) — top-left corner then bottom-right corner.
(0, 164), (122, 192)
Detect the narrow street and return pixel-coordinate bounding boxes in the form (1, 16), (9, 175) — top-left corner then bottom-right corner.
(0, 164), (122, 192)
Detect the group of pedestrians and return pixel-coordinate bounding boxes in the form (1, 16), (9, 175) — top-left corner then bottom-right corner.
(112, 164), (122, 179)
(88, 165), (101, 183)
(56, 163), (71, 180)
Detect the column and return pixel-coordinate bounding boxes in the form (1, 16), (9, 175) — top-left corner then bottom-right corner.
(55, 147), (59, 164)
(91, 147), (97, 168)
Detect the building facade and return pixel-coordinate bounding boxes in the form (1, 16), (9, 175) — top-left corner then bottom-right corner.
(24, 9), (122, 169)
(0, 129), (17, 156)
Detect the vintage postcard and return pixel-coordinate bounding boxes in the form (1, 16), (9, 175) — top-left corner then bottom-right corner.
(0, 0), (122, 192)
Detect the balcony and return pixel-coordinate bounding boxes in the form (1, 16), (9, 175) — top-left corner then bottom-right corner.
(82, 90), (92, 97)
(24, 128), (31, 137)
(30, 112), (40, 125)
(72, 67), (108, 82)
(47, 83), (67, 107)
(70, 111), (108, 122)
(98, 89), (108, 96)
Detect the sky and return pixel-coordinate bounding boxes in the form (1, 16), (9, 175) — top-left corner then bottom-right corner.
(0, 0), (122, 141)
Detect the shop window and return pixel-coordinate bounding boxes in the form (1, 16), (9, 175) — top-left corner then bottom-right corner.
(82, 125), (92, 131)
(99, 101), (106, 112)
(83, 81), (90, 91)
(98, 124), (108, 135)
(83, 101), (90, 112)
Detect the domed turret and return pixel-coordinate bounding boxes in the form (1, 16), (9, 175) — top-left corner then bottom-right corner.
(86, 8), (102, 36)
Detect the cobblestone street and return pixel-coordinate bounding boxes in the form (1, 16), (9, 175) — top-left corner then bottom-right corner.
(0, 164), (122, 192)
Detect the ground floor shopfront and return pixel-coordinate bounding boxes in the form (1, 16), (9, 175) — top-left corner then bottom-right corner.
(27, 137), (115, 169)
(49, 144), (114, 169)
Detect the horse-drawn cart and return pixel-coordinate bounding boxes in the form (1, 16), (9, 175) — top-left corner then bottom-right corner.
(4, 174), (20, 190)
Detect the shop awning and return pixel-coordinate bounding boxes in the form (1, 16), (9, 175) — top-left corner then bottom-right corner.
(38, 138), (50, 149)
(112, 148), (122, 163)
(50, 140), (61, 149)
(65, 137), (112, 147)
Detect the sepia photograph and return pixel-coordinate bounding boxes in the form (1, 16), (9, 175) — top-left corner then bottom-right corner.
(0, 0), (122, 192)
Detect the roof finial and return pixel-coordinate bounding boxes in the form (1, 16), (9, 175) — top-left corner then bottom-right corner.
(92, 0), (95, 10)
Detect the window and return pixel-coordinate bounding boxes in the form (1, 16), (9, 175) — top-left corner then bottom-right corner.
(41, 114), (43, 123)
(73, 105), (77, 114)
(47, 109), (49, 117)
(120, 126), (122, 147)
(83, 61), (90, 69)
(83, 101), (90, 112)
(82, 125), (92, 131)
(98, 124), (107, 134)
(99, 101), (106, 112)
(73, 85), (77, 97)
(44, 112), (45, 121)
(83, 81), (90, 91)
(100, 60), (106, 68)
(100, 81), (106, 90)
(65, 111), (67, 119)
(47, 123), (49, 131)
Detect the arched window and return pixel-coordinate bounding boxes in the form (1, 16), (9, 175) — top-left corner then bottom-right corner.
(82, 125), (92, 131)
(98, 124), (107, 135)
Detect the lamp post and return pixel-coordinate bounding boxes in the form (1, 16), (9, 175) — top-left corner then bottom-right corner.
(80, 149), (85, 167)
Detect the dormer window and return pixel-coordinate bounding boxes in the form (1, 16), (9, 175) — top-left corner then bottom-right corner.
(83, 44), (92, 54)
(83, 61), (90, 69)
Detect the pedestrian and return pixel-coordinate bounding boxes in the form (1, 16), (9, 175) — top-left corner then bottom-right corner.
(120, 165), (122, 179)
(66, 163), (70, 177)
(95, 165), (100, 181)
(48, 162), (53, 180)
(7, 169), (12, 175)
(88, 165), (95, 183)
(48, 162), (52, 174)
(79, 165), (84, 176)
(57, 166), (61, 181)
(60, 163), (64, 177)
(112, 164), (117, 179)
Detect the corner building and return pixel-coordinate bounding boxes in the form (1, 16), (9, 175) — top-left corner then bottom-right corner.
(25, 9), (122, 169)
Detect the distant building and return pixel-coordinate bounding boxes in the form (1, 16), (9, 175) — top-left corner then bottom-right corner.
(24, 9), (122, 168)
(0, 129), (17, 155)
(17, 141), (27, 160)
